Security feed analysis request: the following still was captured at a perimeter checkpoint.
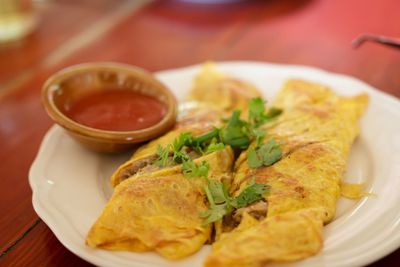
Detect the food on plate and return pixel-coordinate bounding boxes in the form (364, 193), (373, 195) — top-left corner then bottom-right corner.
(86, 63), (260, 257)
(86, 63), (369, 266)
(86, 146), (234, 259)
(110, 63), (261, 187)
(205, 79), (368, 267)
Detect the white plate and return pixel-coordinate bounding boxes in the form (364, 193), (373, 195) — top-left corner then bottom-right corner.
(29, 61), (400, 267)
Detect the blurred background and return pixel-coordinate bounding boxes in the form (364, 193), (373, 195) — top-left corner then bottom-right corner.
(1, 0), (399, 94)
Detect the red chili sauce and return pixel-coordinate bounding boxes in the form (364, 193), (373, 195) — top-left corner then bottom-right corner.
(65, 89), (167, 131)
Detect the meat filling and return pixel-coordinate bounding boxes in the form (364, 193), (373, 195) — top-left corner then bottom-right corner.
(233, 200), (268, 223)
(118, 149), (202, 182)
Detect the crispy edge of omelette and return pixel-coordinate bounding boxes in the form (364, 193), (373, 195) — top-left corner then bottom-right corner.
(86, 146), (234, 260)
(205, 79), (369, 266)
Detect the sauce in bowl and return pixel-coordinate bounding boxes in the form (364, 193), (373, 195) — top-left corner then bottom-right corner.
(64, 89), (167, 132)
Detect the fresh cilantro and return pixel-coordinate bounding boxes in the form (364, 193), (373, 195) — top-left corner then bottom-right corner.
(153, 97), (281, 168)
(249, 97), (282, 127)
(200, 180), (233, 224)
(218, 98), (282, 150)
(191, 128), (220, 145)
(200, 178), (269, 224)
(172, 132), (193, 152)
(231, 178), (270, 208)
(249, 97), (269, 127)
(182, 159), (210, 178)
(154, 144), (171, 167)
(172, 150), (189, 164)
(207, 179), (231, 204)
(251, 127), (265, 148)
(247, 139), (282, 168)
(152, 97), (280, 225)
(219, 110), (251, 149)
(205, 138), (225, 154)
(200, 198), (229, 225)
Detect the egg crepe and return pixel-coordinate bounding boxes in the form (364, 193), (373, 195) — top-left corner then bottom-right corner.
(86, 146), (234, 259)
(205, 80), (368, 267)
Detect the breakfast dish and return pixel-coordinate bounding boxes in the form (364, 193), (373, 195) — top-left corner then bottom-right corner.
(87, 63), (259, 257)
(205, 79), (368, 266)
(86, 63), (368, 266)
(29, 62), (400, 267)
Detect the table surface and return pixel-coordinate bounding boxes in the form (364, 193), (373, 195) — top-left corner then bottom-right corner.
(0, 0), (399, 266)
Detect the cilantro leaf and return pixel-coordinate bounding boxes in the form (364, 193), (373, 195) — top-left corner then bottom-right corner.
(251, 127), (265, 148)
(259, 139), (282, 166)
(200, 180), (233, 224)
(182, 159), (209, 178)
(247, 148), (263, 168)
(201, 178), (269, 224)
(173, 132), (193, 152)
(247, 139), (282, 168)
(154, 144), (171, 167)
(249, 97), (268, 127)
(231, 178), (270, 208)
(249, 98), (282, 127)
(172, 150), (189, 164)
(191, 128), (220, 144)
(205, 138), (225, 154)
(207, 179), (230, 204)
(200, 202), (229, 225)
(220, 110), (251, 149)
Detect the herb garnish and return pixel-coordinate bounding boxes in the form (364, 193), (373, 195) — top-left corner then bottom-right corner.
(247, 139), (282, 168)
(182, 159), (210, 178)
(152, 97), (281, 225)
(231, 178), (271, 208)
(219, 97), (281, 150)
(200, 177), (270, 224)
(154, 144), (171, 167)
(155, 98), (282, 168)
(219, 110), (251, 149)
(154, 130), (225, 168)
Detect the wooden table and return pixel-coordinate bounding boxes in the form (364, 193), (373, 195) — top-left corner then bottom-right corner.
(0, 0), (399, 266)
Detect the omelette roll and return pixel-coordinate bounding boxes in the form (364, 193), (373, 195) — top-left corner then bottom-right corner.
(86, 146), (234, 259)
(110, 104), (226, 187)
(206, 80), (368, 266)
(205, 209), (323, 267)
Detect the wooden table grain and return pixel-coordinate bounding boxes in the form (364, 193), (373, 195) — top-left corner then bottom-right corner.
(0, 0), (399, 266)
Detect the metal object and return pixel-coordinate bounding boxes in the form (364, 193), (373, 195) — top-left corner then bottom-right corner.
(352, 34), (400, 49)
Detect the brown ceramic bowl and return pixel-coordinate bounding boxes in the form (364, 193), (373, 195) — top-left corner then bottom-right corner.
(42, 62), (177, 153)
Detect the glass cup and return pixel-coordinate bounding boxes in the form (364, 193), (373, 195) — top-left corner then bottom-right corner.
(0, 0), (38, 43)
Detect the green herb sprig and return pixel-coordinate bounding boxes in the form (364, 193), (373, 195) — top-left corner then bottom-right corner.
(182, 159), (210, 178)
(152, 97), (281, 225)
(219, 97), (281, 150)
(247, 139), (282, 168)
(200, 177), (270, 224)
(154, 130), (225, 168)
